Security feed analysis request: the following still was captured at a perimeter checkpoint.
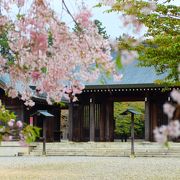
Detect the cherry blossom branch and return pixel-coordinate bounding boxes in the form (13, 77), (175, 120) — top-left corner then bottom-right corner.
(154, 89), (180, 145)
(61, 0), (79, 27)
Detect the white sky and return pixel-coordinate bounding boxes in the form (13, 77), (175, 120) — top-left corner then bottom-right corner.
(53, 0), (137, 38)
(5, 0), (180, 39)
(54, 0), (180, 39)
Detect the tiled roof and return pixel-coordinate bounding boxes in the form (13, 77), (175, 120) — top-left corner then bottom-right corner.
(86, 60), (167, 88)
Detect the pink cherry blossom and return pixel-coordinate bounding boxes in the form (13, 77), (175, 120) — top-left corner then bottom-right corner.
(72, 96), (78, 102)
(140, 7), (152, 15)
(16, 120), (23, 128)
(168, 120), (180, 138)
(0, 16), (8, 27)
(19, 140), (28, 147)
(120, 15), (143, 33)
(24, 100), (35, 107)
(30, 31), (48, 53)
(113, 74), (123, 81)
(100, 0), (116, 6)
(8, 136), (13, 141)
(0, 1), (116, 105)
(64, 87), (73, 94)
(7, 89), (18, 99)
(72, 87), (82, 95)
(2, 135), (10, 141)
(163, 103), (176, 119)
(154, 90), (180, 144)
(75, 7), (92, 28)
(8, 119), (15, 127)
(121, 50), (138, 65)
(170, 90), (180, 104)
(19, 132), (24, 139)
(31, 71), (41, 80)
(140, 1), (156, 15)
(17, 0), (25, 7)
(0, 56), (7, 66)
(153, 126), (168, 144)
(0, 1), (133, 106)
(149, 1), (157, 11)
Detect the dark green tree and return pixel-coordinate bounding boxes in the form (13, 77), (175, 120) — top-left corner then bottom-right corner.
(136, 4), (180, 84)
(103, 1), (180, 84)
(114, 102), (145, 139)
(94, 19), (109, 39)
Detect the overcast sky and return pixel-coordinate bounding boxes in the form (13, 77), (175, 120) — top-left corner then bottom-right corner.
(53, 0), (137, 38)
(54, 0), (180, 39)
(6, 0), (180, 39)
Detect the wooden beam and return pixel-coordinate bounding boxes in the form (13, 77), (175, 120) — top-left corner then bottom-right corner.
(109, 101), (114, 142)
(99, 103), (105, 141)
(131, 113), (135, 156)
(105, 101), (110, 141)
(42, 118), (47, 155)
(68, 101), (73, 141)
(79, 105), (83, 141)
(149, 101), (158, 141)
(145, 101), (150, 141)
(59, 109), (61, 142)
(90, 97), (95, 141)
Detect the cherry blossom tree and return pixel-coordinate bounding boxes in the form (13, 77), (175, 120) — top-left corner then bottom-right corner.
(0, 100), (40, 144)
(0, 0), (121, 106)
(154, 89), (180, 145)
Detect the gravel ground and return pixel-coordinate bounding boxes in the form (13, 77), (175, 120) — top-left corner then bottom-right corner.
(0, 156), (179, 180)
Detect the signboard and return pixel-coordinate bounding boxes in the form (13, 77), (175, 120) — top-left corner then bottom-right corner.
(30, 117), (33, 126)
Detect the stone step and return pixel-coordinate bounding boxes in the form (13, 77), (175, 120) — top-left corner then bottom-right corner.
(29, 151), (180, 157)
(34, 150), (180, 155)
(32, 147), (180, 153)
(33, 146), (180, 150)
(30, 148), (180, 156)
(29, 142), (180, 157)
(32, 150), (180, 154)
(0, 143), (34, 157)
(32, 143), (180, 148)
(33, 145), (180, 148)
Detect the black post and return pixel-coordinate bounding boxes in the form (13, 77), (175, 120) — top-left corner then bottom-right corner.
(105, 101), (110, 141)
(145, 100), (150, 141)
(90, 97), (95, 141)
(131, 113), (135, 156)
(68, 100), (73, 141)
(43, 118), (46, 155)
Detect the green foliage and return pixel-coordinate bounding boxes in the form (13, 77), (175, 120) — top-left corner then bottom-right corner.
(114, 102), (145, 138)
(0, 102), (16, 124)
(22, 125), (40, 144)
(48, 31), (53, 46)
(137, 34), (180, 84)
(73, 22), (84, 35)
(0, 31), (10, 57)
(94, 19), (109, 39)
(115, 52), (122, 70)
(109, 1), (180, 84)
(0, 28), (16, 65)
(54, 101), (67, 108)
(0, 101), (16, 142)
(0, 100), (40, 144)
(136, 4), (180, 84)
(41, 66), (48, 74)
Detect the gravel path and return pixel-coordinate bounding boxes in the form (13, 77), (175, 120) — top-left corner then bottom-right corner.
(0, 156), (179, 180)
